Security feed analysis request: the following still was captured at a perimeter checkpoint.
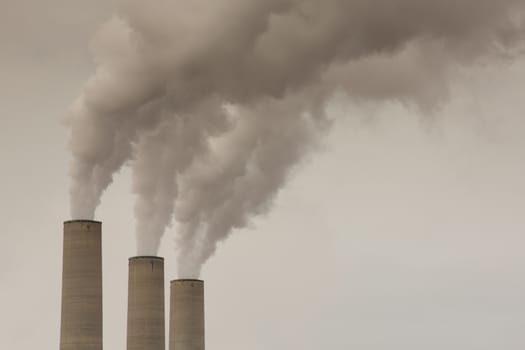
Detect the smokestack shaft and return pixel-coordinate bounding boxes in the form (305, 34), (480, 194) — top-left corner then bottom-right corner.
(169, 279), (205, 350)
(60, 220), (103, 350)
(127, 256), (165, 350)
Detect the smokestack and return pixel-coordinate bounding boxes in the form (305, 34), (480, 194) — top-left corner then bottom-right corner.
(169, 279), (205, 350)
(127, 256), (165, 350)
(60, 220), (103, 350)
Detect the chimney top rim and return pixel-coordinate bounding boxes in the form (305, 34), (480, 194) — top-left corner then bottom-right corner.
(129, 256), (164, 261)
(171, 279), (204, 283)
(64, 219), (102, 224)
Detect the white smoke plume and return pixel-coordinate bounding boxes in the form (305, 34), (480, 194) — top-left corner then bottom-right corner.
(68, 0), (525, 277)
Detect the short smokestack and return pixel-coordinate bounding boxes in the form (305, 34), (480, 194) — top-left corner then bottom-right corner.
(60, 220), (103, 350)
(127, 256), (165, 350)
(169, 279), (205, 350)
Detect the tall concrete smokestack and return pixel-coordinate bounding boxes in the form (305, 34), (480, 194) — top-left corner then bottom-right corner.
(60, 220), (103, 350)
(169, 279), (205, 350)
(127, 256), (165, 350)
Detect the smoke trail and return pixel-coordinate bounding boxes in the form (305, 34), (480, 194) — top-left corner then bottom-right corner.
(68, 0), (525, 277)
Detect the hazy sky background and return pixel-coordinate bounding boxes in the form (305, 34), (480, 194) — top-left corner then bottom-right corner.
(1, 1), (525, 349)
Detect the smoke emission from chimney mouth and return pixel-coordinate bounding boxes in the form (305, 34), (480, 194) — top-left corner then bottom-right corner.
(67, 0), (525, 278)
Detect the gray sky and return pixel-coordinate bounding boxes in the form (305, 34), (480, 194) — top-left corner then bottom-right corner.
(1, 1), (525, 349)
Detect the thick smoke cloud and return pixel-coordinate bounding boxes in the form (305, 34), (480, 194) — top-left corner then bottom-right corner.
(68, 0), (525, 277)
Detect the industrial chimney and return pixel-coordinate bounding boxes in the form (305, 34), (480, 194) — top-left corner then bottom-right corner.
(60, 220), (103, 350)
(169, 279), (205, 350)
(127, 256), (165, 350)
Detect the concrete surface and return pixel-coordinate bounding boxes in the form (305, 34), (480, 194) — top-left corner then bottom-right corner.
(169, 279), (205, 350)
(60, 220), (103, 350)
(127, 256), (165, 350)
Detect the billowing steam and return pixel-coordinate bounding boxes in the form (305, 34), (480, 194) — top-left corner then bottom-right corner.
(68, 0), (525, 277)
